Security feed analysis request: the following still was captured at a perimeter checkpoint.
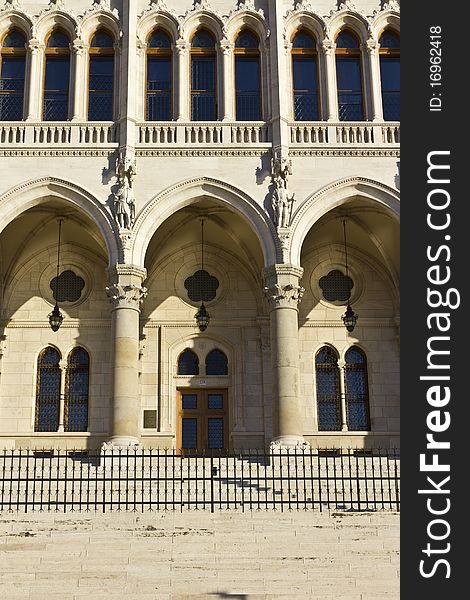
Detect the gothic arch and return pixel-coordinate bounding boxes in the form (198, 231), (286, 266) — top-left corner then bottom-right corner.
(137, 9), (179, 44)
(0, 177), (120, 265)
(80, 11), (121, 44)
(131, 177), (278, 268)
(181, 11), (225, 44)
(0, 10), (33, 40)
(226, 11), (269, 44)
(371, 10), (400, 40)
(327, 9), (370, 44)
(284, 12), (327, 47)
(289, 177), (400, 265)
(34, 10), (78, 44)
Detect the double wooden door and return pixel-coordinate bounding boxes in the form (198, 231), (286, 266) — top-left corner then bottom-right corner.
(177, 389), (228, 453)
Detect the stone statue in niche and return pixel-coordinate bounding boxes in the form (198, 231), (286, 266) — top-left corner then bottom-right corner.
(113, 155), (136, 229)
(272, 177), (295, 229)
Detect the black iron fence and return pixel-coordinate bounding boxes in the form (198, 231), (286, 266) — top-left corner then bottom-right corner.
(0, 448), (399, 513)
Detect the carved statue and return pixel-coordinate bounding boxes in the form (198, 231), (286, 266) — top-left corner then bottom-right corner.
(113, 177), (135, 229)
(272, 178), (295, 228)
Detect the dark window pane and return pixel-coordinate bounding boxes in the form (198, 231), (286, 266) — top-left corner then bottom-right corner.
(44, 57), (70, 120)
(191, 56), (216, 120)
(47, 31), (69, 48)
(3, 29), (26, 48)
(319, 269), (353, 302)
(345, 347), (370, 431)
(292, 30), (315, 49)
(206, 350), (228, 376)
(292, 56), (318, 120)
(147, 57), (171, 120)
(182, 418), (198, 449)
(0, 57), (25, 120)
(88, 56), (113, 120)
(65, 348), (89, 432)
(148, 29), (171, 48)
(184, 269), (219, 302)
(336, 57), (363, 121)
(182, 394), (198, 410)
(90, 30), (114, 48)
(208, 418), (224, 449)
(235, 56), (260, 120)
(316, 347), (341, 431)
(208, 394), (223, 410)
(35, 348), (61, 432)
(50, 270), (85, 303)
(379, 31), (400, 49)
(336, 31), (359, 49)
(235, 30), (259, 49)
(178, 350), (199, 375)
(380, 57), (400, 120)
(192, 29), (215, 49)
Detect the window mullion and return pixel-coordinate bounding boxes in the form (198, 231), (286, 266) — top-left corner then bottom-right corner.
(57, 359), (67, 432)
(338, 359), (348, 431)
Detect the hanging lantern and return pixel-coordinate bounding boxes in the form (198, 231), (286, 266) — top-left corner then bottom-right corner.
(48, 218), (64, 332)
(342, 219), (358, 333)
(195, 219), (210, 331)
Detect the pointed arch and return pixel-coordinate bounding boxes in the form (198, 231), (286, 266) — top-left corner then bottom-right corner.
(35, 346), (61, 432)
(177, 348), (199, 376)
(34, 11), (78, 45)
(64, 347), (89, 432)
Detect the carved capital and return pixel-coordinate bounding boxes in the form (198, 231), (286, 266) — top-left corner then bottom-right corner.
(27, 39), (44, 55)
(175, 39), (189, 55)
(322, 39), (335, 55)
(264, 282), (304, 309)
(219, 39), (233, 56)
(72, 40), (87, 56)
(364, 39), (378, 55)
(106, 283), (147, 310)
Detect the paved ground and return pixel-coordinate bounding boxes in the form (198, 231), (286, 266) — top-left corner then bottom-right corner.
(0, 511), (399, 600)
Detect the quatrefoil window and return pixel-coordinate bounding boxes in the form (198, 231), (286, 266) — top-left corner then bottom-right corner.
(319, 270), (353, 303)
(50, 270), (85, 303)
(184, 270), (219, 303)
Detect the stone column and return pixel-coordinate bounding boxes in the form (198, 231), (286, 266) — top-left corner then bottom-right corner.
(25, 39), (43, 121)
(264, 265), (308, 450)
(57, 358), (67, 433)
(220, 39), (234, 121)
(176, 41), (189, 121)
(365, 39), (383, 122)
(322, 39), (338, 122)
(338, 359), (348, 431)
(71, 40), (87, 121)
(105, 266), (147, 447)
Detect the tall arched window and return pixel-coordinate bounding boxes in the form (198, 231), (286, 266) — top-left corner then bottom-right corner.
(315, 346), (341, 431)
(35, 347), (61, 432)
(146, 28), (172, 120)
(64, 348), (89, 432)
(191, 29), (216, 121)
(44, 29), (70, 120)
(379, 29), (400, 121)
(234, 29), (261, 121)
(178, 349), (199, 375)
(335, 29), (364, 121)
(0, 29), (26, 120)
(88, 29), (114, 121)
(206, 349), (228, 376)
(291, 29), (319, 121)
(344, 347), (370, 431)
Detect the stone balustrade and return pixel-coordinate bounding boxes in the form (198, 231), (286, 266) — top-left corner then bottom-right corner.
(289, 121), (400, 147)
(0, 122), (118, 147)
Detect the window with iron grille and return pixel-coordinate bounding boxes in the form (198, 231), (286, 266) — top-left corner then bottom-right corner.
(178, 349), (199, 375)
(35, 347), (61, 432)
(319, 269), (353, 303)
(0, 29), (26, 121)
(191, 29), (216, 121)
(206, 349), (228, 376)
(335, 30), (364, 121)
(235, 30), (261, 121)
(292, 29), (319, 121)
(88, 30), (114, 121)
(64, 348), (89, 432)
(146, 29), (172, 121)
(379, 29), (400, 121)
(345, 347), (371, 431)
(50, 270), (85, 303)
(315, 346), (341, 431)
(44, 30), (70, 121)
(184, 269), (219, 303)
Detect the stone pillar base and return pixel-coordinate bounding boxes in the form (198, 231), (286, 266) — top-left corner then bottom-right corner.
(269, 435), (310, 452)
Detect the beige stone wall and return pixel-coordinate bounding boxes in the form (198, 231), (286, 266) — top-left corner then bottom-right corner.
(0, 510), (399, 599)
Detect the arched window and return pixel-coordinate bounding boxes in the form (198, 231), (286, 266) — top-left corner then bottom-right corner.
(344, 347), (370, 431)
(178, 349), (199, 375)
(315, 346), (341, 431)
(234, 29), (261, 121)
(335, 29), (364, 121)
(64, 348), (89, 432)
(291, 29), (319, 121)
(44, 29), (70, 120)
(0, 29), (26, 120)
(206, 349), (228, 376)
(88, 29), (114, 121)
(146, 28), (172, 120)
(379, 29), (400, 121)
(35, 347), (61, 432)
(191, 29), (216, 121)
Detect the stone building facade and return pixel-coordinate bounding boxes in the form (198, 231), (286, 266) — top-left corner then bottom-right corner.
(0, 0), (400, 451)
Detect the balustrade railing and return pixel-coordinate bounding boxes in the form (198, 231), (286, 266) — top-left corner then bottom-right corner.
(0, 122), (117, 146)
(289, 121), (400, 146)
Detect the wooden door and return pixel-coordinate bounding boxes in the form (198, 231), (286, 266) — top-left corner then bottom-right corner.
(177, 389), (228, 453)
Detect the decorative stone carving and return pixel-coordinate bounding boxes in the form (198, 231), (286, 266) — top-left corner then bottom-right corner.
(2, 0), (20, 10)
(48, 0), (64, 8)
(272, 179), (295, 229)
(113, 154), (137, 230)
(106, 283), (148, 310)
(264, 282), (304, 309)
(270, 437), (310, 452)
(382, 0), (400, 11)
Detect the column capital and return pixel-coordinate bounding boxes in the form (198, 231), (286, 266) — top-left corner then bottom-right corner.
(106, 264), (147, 309)
(72, 40), (88, 56)
(363, 39), (378, 55)
(263, 264), (304, 309)
(27, 39), (44, 55)
(322, 39), (336, 55)
(175, 40), (189, 55)
(219, 39), (233, 55)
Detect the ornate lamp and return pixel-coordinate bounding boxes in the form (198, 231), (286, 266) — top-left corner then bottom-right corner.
(341, 219), (358, 333)
(195, 219), (210, 331)
(48, 218), (64, 332)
